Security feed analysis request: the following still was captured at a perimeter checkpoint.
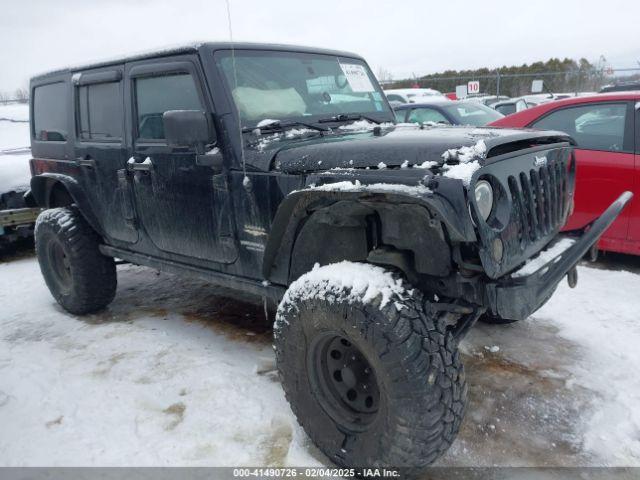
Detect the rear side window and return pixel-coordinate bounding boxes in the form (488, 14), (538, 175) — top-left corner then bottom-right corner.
(77, 82), (123, 140)
(33, 82), (68, 141)
(135, 73), (202, 140)
(532, 103), (628, 152)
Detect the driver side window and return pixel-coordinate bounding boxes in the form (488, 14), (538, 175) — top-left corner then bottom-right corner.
(135, 73), (202, 140)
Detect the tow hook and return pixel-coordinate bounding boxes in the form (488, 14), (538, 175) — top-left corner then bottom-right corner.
(567, 266), (578, 288)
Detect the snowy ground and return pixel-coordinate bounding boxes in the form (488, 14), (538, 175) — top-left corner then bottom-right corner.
(1, 249), (639, 470)
(1, 100), (639, 471)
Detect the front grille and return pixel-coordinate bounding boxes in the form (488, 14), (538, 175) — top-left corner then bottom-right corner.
(507, 159), (569, 248)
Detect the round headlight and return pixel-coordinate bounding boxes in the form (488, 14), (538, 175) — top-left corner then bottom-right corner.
(474, 180), (494, 221)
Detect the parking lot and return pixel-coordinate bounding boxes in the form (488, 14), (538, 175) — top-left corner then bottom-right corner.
(1, 246), (639, 468)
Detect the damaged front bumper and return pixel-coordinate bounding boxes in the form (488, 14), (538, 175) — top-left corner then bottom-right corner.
(486, 191), (633, 321)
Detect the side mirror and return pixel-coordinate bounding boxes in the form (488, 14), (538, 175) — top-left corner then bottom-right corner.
(163, 110), (214, 154)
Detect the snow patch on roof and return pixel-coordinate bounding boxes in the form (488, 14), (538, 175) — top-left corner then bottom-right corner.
(33, 42), (205, 79)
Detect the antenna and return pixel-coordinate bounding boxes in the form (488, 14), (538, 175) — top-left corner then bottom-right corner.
(224, 0), (251, 191)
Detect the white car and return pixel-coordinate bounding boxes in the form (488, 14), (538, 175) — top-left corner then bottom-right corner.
(0, 102), (39, 247)
(492, 97), (531, 115)
(383, 88), (445, 104)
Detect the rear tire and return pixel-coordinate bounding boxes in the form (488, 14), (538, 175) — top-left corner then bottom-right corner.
(274, 262), (466, 474)
(35, 207), (116, 315)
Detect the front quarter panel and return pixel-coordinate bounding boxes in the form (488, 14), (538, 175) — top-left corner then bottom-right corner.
(262, 169), (476, 285)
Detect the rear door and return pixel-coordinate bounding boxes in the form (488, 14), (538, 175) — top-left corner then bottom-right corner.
(73, 67), (138, 244)
(125, 56), (237, 264)
(531, 101), (635, 240)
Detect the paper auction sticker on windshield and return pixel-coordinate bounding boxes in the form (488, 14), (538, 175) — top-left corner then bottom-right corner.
(339, 63), (375, 92)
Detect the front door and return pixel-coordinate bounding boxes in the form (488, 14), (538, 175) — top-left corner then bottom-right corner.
(125, 56), (237, 264)
(628, 100), (640, 249)
(532, 101), (635, 240)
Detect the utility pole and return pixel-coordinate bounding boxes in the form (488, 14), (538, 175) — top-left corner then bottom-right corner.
(496, 70), (501, 97)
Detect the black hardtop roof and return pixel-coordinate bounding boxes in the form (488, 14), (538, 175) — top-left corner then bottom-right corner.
(31, 42), (364, 82)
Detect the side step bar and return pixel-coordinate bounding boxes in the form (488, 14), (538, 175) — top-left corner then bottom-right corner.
(99, 244), (286, 303)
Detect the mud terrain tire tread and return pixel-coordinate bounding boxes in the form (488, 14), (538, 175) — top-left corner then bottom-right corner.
(274, 265), (466, 475)
(35, 207), (116, 315)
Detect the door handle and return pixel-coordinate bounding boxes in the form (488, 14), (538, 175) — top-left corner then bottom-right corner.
(127, 156), (153, 172)
(196, 151), (224, 173)
(75, 157), (96, 168)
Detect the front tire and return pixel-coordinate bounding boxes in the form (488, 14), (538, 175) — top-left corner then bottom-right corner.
(35, 207), (116, 315)
(274, 262), (467, 473)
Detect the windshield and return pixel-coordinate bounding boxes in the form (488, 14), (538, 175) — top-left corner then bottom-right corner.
(440, 102), (504, 126)
(215, 50), (393, 127)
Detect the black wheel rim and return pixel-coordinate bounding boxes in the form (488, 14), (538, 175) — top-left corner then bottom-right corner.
(308, 333), (380, 430)
(47, 238), (72, 294)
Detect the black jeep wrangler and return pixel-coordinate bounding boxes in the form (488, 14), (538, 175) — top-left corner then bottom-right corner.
(27, 43), (630, 473)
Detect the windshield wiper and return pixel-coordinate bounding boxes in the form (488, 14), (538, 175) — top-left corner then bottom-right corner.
(242, 120), (327, 133)
(317, 114), (381, 124)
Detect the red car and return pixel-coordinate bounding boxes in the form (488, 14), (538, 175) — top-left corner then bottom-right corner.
(490, 92), (640, 256)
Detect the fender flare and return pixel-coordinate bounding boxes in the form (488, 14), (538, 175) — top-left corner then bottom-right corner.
(30, 173), (104, 235)
(262, 187), (476, 285)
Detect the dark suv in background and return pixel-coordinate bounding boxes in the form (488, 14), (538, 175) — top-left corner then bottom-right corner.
(393, 99), (504, 126)
(27, 42), (631, 474)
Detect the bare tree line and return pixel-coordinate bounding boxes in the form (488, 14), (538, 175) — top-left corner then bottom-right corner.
(0, 88), (29, 104)
(378, 57), (640, 96)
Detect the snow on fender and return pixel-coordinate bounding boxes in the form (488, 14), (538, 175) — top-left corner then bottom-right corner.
(275, 261), (407, 332)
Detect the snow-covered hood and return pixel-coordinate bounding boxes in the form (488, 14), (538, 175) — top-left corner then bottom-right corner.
(273, 124), (571, 174)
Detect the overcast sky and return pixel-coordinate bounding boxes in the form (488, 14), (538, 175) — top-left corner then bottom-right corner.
(1, 0), (639, 92)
